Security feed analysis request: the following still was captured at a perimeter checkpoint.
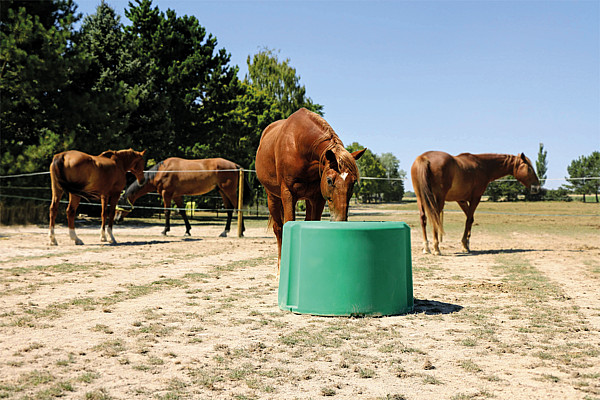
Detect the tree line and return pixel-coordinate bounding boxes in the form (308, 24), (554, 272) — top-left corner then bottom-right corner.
(1, 0), (407, 207)
(1, 0), (597, 210)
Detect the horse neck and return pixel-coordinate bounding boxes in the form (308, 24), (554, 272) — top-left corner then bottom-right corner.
(125, 179), (154, 204)
(480, 154), (517, 182)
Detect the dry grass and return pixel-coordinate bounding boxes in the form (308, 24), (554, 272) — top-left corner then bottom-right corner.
(0, 201), (598, 399)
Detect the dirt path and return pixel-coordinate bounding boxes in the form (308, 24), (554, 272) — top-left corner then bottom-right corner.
(0, 219), (598, 399)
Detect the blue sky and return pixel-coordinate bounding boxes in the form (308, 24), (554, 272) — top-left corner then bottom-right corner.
(76, 0), (599, 190)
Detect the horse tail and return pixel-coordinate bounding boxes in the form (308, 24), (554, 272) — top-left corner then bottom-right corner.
(413, 156), (444, 239)
(50, 153), (97, 200)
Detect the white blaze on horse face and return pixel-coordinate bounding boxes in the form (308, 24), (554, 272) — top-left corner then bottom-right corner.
(340, 172), (349, 181)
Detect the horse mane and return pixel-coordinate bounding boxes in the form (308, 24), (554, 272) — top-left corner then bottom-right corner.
(99, 150), (116, 158)
(304, 110), (360, 179)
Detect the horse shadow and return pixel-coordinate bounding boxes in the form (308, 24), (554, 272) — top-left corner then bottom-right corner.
(459, 248), (550, 256)
(412, 298), (463, 315)
(114, 238), (203, 246)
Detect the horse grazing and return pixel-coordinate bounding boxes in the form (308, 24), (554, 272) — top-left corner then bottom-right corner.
(49, 148), (147, 246)
(255, 108), (366, 268)
(411, 151), (540, 255)
(115, 157), (252, 237)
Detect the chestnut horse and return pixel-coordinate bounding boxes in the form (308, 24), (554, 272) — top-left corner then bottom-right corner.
(114, 157), (252, 237)
(411, 151), (540, 255)
(255, 108), (366, 268)
(49, 148), (147, 246)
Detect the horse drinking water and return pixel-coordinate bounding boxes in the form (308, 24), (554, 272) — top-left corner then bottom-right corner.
(49, 148), (147, 245)
(411, 151), (540, 255)
(255, 108), (365, 269)
(115, 157), (252, 237)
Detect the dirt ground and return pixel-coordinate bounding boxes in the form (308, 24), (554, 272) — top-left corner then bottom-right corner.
(0, 205), (599, 400)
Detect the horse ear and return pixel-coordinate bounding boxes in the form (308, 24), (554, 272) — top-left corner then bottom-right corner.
(520, 152), (526, 161)
(141, 149), (147, 157)
(352, 148), (367, 161)
(325, 150), (339, 171)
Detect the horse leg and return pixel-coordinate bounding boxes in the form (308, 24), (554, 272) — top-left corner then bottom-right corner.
(431, 201), (445, 256)
(219, 192), (234, 237)
(66, 194), (83, 245)
(457, 201), (471, 252)
(266, 193), (285, 275)
(100, 195), (108, 242)
(162, 192), (172, 236)
(459, 198), (481, 253)
(105, 195), (119, 244)
(174, 197), (191, 236)
(48, 185), (63, 246)
(305, 197), (325, 221)
(416, 198), (431, 254)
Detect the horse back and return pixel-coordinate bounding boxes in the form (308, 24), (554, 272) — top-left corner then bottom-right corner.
(157, 157), (240, 197)
(51, 150), (123, 198)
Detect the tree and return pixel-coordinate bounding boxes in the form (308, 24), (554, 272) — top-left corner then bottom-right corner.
(485, 177), (522, 202)
(566, 151), (600, 202)
(346, 142), (386, 203)
(1, 0), (82, 174)
(535, 143), (548, 187)
(123, 0), (242, 162)
(245, 48), (323, 119)
(379, 152), (406, 202)
(72, 2), (135, 152)
(525, 142), (548, 201)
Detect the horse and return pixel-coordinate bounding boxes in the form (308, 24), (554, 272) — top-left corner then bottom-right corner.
(114, 157), (252, 237)
(411, 151), (540, 255)
(255, 108), (366, 269)
(49, 148), (147, 246)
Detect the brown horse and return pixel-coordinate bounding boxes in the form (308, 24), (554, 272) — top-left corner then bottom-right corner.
(114, 157), (252, 237)
(255, 108), (366, 267)
(411, 151), (540, 255)
(49, 148), (147, 246)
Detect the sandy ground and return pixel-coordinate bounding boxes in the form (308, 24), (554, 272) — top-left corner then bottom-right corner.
(0, 212), (599, 400)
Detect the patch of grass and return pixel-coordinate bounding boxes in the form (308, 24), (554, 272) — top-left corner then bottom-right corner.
(77, 372), (99, 383)
(422, 374), (443, 385)
(321, 387), (336, 396)
(56, 353), (76, 366)
(459, 359), (483, 373)
(92, 339), (126, 357)
(84, 388), (112, 399)
(279, 328), (342, 348)
(91, 324), (113, 334)
(356, 367), (376, 379)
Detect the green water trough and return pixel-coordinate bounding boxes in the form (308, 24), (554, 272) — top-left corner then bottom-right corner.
(278, 221), (413, 316)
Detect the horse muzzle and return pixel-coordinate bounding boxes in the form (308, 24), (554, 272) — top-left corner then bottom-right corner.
(530, 185), (541, 194)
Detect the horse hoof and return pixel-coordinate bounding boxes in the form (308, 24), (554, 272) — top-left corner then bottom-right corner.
(184, 232), (191, 237)
(219, 231), (227, 238)
(161, 232), (168, 236)
(50, 241), (58, 246)
(75, 240), (84, 245)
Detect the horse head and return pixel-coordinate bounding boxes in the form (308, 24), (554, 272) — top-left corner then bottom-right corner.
(320, 148), (366, 221)
(129, 149), (147, 185)
(514, 153), (541, 193)
(115, 192), (133, 222)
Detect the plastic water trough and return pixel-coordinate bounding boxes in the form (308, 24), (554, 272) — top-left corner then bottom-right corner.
(278, 221), (413, 317)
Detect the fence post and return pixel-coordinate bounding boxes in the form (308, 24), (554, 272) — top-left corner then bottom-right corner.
(237, 168), (244, 237)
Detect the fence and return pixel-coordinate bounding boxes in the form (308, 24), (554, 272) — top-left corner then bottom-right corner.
(1, 169), (599, 227)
